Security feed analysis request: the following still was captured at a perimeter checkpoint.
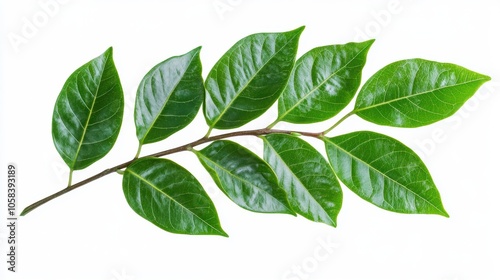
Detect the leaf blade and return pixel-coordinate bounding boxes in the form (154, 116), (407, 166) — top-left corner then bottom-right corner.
(135, 47), (204, 145)
(277, 40), (373, 124)
(204, 26), (304, 129)
(263, 134), (342, 227)
(123, 157), (227, 236)
(354, 59), (491, 127)
(324, 131), (448, 216)
(195, 140), (294, 215)
(52, 47), (124, 170)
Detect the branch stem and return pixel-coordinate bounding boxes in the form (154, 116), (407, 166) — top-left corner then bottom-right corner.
(21, 128), (322, 216)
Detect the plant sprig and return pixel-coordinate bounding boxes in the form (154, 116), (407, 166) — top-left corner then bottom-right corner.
(22, 26), (490, 237)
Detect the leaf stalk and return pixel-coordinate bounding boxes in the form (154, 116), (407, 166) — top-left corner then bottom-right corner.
(322, 111), (355, 135)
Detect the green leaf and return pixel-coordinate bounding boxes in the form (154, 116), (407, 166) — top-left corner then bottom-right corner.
(122, 157), (227, 236)
(194, 140), (295, 215)
(276, 40), (373, 124)
(263, 134), (342, 227)
(52, 47), (124, 171)
(204, 26), (304, 130)
(135, 47), (204, 145)
(324, 131), (448, 216)
(354, 59), (491, 127)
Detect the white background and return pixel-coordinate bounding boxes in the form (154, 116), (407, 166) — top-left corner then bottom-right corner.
(1, 1), (499, 279)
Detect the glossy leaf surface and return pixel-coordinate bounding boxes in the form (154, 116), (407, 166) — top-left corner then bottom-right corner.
(277, 40), (373, 124)
(123, 157), (227, 236)
(204, 26), (304, 129)
(324, 131), (448, 216)
(195, 140), (294, 214)
(52, 47), (123, 170)
(354, 59), (491, 127)
(135, 47), (204, 145)
(263, 134), (342, 226)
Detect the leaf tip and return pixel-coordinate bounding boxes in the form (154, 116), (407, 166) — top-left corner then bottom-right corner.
(104, 46), (113, 56)
(365, 38), (376, 45)
(440, 209), (450, 218)
(474, 71), (491, 83)
(354, 38), (375, 51)
(192, 45), (202, 54)
(280, 199), (297, 217)
(292, 25), (306, 34)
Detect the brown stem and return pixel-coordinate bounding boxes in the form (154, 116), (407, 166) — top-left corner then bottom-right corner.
(20, 128), (322, 216)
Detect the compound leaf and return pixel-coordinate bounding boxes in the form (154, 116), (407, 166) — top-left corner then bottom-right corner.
(204, 26), (304, 130)
(123, 157), (227, 236)
(135, 47), (204, 145)
(324, 131), (448, 216)
(277, 40), (373, 124)
(52, 47), (123, 171)
(354, 59), (491, 127)
(263, 134), (342, 227)
(194, 140), (295, 215)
